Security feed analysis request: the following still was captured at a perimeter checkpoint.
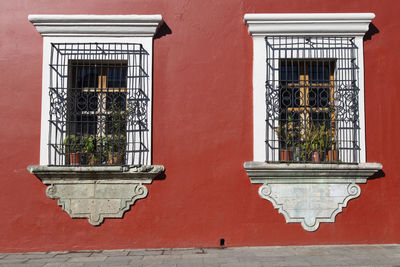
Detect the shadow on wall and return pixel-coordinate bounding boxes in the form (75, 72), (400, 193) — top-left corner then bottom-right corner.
(364, 23), (379, 41)
(369, 169), (385, 181)
(155, 21), (172, 39)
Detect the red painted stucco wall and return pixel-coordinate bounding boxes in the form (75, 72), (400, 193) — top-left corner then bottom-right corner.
(0, 0), (399, 252)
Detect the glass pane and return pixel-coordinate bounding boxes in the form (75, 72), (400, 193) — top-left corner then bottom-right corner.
(280, 63), (299, 84)
(309, 62), (331, 83)
(75, 65), (99, 88)
(107, 67), (127, 88)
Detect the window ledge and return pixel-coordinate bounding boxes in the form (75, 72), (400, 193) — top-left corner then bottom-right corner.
(244, 162), (382, 184)
(244, 162), (382, 231)
(27, 165), (165, 226)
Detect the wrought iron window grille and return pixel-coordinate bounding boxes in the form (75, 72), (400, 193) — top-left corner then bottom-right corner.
(49, 43), (150, 166)
(265, 36), (360, 163)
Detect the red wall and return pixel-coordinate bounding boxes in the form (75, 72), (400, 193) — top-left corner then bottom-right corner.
(0, 0), (399, 252)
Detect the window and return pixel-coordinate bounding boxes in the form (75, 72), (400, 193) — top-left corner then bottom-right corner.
(243, 13), (382, 232)
(28, 15), (165, 226)
(266, 37), (360, 163)
(67, 60), (128, 165)
(243, 13), (377, 164)
(49, 43), (149, 166)
(27, 14), (163, 166)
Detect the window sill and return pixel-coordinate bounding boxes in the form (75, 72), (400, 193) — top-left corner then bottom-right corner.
(244, 161), (382, 231)
(27, 165), (165, 226)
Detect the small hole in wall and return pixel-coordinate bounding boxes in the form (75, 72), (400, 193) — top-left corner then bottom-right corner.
(220, 238), (225, 247)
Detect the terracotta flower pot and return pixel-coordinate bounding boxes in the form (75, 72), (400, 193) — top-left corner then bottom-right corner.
(311, 151), (321, 162)
(68, 152), (81, 165)
(326, 150), (338, 162)
(280, 150), (293, 162)
(107, 152), (124, 165)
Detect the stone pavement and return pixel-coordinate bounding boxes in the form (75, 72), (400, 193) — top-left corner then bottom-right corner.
(1, 244), (400, 266)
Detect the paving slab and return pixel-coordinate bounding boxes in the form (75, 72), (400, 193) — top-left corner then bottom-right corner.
(220, 262), (262, 267)
(43, 263), (85, 267)
(0, 263), (43, 267)
(105, 255), (143, 262)
(127, 249), (163, 256)
(25, 258), (68, 265)
(0, 258), (29, 264)
(95, 250), (129, 256)
(53, 252), (93, 258)
(4, 253), (53, 260)
(163, 248), (204, 255)
(67, 256), (107, 263)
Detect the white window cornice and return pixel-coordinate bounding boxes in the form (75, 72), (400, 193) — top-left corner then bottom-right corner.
(28, 14), (163, 37)
(244, 13), (375, 36)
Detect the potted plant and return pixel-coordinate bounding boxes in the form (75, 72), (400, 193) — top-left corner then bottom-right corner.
(326, 140), (338, 162)
(82, 135), (98, 165)
(103, 100), (128, 165)
(104, 136), (126, 165)
(308, 124), (330, 163)
(63, 134), (82, 165)
(325, 106), (338, 162)
(276, 116), (297, 162)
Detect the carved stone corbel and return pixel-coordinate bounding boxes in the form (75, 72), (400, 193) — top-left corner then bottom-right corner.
(28, 165), (164, 226)
(244, 162), (382, 231)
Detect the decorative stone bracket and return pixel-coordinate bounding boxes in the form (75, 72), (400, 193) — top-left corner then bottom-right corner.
(244, 162), (382, 231)
(28, 165), (164, 226)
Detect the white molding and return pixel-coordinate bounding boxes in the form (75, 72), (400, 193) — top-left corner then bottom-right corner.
(28, 165), (164, 226)
(252, 36), (267, 161)
(28, 14), (163, 37)
(244, 13), (375, 36)
(356, 37), (367, 163)
(244, 162), (382, 231)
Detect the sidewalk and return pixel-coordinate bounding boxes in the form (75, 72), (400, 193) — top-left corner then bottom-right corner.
(1, 244), (399, 266)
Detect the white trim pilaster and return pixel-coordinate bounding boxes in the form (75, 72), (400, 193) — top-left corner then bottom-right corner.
(253, 36), (267, 162)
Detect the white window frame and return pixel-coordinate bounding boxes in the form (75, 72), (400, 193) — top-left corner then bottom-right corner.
(29, 14), (163, 165)
(244, 13), (375, 163)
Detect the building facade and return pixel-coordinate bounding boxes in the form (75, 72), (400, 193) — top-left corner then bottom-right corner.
(0, 0), (398, 252)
